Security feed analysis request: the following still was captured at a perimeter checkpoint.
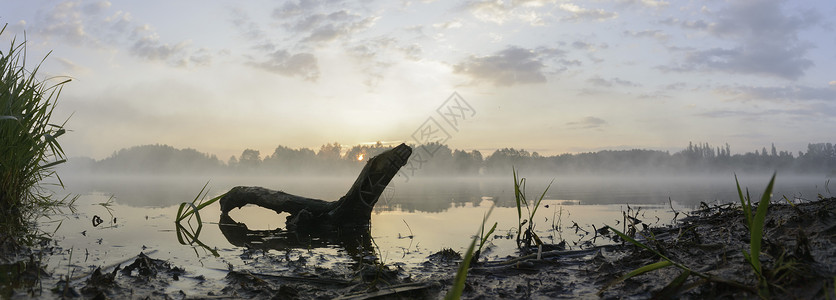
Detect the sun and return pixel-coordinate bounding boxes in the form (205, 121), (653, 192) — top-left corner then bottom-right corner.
(357, 154), (364, 161)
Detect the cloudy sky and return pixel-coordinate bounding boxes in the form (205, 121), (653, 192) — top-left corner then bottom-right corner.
(3, 0), (835, 160)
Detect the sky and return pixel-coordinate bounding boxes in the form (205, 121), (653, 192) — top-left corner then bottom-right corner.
(2, 0), (835, 161)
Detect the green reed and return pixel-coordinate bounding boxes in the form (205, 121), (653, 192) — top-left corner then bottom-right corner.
(446, 205), (494, 300)
(599, 174), (778, 297)
(513, 167), (553, 251)
(1, 24), (74, 244)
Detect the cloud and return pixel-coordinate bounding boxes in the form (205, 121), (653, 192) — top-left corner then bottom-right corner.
(55, 57), (87, 73)
(129, 26), (189, 61)
(463, 0), (557, 25)
(249, 50), (320, 81)
(658, 18), (709, 30)
(274, 7), (378, 46)
(230, 8), (265, 40)
(125, 24), (212, 67)
(347, 36), (423, 87)
(660, 0), (821, 80)
(664, 82), (687, 90)
(302, 15), (378, 44)
(636, 91), (672, 100)
(433, 20), (463, 29)
(282, 10), (378, 44)
(82, 1), (110, 14)
(623, 29), (669, 42)
(566, 116), (607, 129)
(34, 1), (93, 46)
(617, 0), (669, 8)
(571, 41), (607, 51)
(453, 46), (566, 86)
(558, 3), (618, 22)
(235, 1), (380, 81)
(229, 2), (379, 81)
(271, 0), (336, 18)
(31, 1), (212, 67)
(587, 76), (640, 87)
(715, 85), (836, 102)
(696, 107), (820, 120)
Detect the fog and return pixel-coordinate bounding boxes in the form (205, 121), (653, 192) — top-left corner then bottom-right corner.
(55, 171), (830, 212)
(51, 141), (834, 210)
(58, 141), (836, 178)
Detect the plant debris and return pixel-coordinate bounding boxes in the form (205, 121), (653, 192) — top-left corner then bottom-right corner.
(3, 198), (835, 299)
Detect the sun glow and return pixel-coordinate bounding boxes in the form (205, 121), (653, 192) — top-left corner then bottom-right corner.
(357, 154), (364, 161)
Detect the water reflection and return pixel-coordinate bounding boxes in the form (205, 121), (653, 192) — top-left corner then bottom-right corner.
(41, 172), (828, 289)
(218, 213), (373, 263)
(175, 222), (219, 257)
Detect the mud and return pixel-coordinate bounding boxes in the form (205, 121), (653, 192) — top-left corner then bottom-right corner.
(3, 198), (835, 299)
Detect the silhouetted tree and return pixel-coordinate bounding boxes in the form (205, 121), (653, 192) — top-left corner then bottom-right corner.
(82, 141), (836, 176)
(318, 142), (342, 160)
(95, 144), (225, 174)
(263, 145), (316, 174)
(344, 141), (391, 163)
(239, 149), (261, 170)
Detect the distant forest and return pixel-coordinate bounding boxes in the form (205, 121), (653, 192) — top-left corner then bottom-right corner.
(63, 141), (836, 177)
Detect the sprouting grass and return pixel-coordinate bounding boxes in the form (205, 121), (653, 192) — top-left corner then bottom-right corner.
(472, 211), (497, 265)
(446, 205), (494, 300)
(175, 182), (223, 223)
(599, 174), (778, 297)
(96, 195), (116, 220)
(174, 182), (224, 257)
(1, 24), (74, 244)
(513, 167), (553, 252)
(736, 172), (776, 298)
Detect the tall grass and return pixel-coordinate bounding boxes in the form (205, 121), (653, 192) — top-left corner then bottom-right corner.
(0, 24), (72, 244)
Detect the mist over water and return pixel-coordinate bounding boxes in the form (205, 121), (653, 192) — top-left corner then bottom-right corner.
(55, 171), (830, 210)
(38, 161), (831, 296)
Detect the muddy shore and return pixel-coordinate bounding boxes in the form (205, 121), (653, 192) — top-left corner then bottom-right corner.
(3, 197), (835, 299)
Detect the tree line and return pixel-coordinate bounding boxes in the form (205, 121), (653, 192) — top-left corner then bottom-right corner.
(62, 141), (836, 177)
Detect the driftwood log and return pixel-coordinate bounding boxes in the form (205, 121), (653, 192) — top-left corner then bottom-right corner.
(219, 143), (412, 231)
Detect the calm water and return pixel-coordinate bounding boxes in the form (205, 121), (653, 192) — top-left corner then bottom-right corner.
(36, 173), (829, 294)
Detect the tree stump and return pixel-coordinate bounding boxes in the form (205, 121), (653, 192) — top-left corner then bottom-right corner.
(219, 143), (412, 231)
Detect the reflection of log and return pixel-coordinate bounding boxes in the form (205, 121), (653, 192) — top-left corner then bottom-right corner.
(219, 143), (412, 231)
(218, 213), (373, 261)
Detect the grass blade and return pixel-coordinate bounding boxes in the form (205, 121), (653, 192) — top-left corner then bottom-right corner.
(735, 173), (752, 226)
(479, 222), (497, 248)
(446, 205), (494, 300)
(513, 167), (522, 224)
(654, 269), (691, 299)
(749, 172), (776, 275)
(608, 225), (666, 259)
(529, 179), (554, 221)
(599, 260), (673, 294)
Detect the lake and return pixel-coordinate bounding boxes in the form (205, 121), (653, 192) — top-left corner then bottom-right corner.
(36, 173), (829, 296)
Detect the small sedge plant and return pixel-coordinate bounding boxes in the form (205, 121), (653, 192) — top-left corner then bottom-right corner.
(175, 182), (224, 257)
(736, 172), (776, 298)
(471, 211), (497, 265)
(512, 167), (554, 252)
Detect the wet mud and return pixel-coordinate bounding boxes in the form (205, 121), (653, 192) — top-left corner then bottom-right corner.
(3, 197), (835, 299)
